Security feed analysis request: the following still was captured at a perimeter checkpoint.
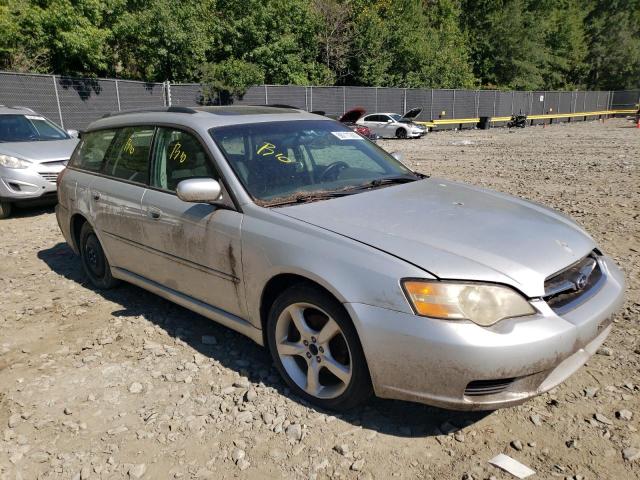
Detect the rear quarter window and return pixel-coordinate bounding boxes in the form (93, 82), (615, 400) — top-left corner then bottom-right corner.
(69, 129), (116, 172)
(102, 127), (154, 184)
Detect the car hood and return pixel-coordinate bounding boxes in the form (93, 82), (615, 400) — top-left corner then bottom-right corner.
(339, 107), (366, 123)
(276, 179), (596, 297)
(0, 138), (78, 163)
(401, 107), (422, 120)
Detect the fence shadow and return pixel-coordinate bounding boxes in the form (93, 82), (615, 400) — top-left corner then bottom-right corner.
(37, 241), (491, 438)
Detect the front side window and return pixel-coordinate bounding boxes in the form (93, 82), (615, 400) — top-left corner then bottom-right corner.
(150, 128), (217, 191)
(0, 114), (69, 142)
(102, 126), (154, 184)
(210, 120), (415, 203)
(69, 129), (117, 172)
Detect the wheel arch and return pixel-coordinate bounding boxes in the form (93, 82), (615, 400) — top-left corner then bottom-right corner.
(259, 272), (348, 348)
(70, 213), (90, 252)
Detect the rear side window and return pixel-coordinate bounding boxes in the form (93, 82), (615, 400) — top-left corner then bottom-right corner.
(102, 127), (154, 184)
(69, 129), (116, 172)
(150, 128), (216, 191)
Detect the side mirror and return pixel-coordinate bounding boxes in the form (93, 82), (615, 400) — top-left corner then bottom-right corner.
(391, 152), (403, 162)
(67, 129), (79, 138)
(176, 178), (222, 204)
(387, 119), (393, 123)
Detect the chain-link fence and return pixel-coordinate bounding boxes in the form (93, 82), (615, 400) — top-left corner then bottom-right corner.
(1, 71), (638, 130)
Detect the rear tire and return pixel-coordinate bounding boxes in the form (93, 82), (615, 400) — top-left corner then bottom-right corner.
(267, 284), (372, 411)
(79, 222), (119, 290)
(0, 201), (12, 219)
(396, 128), (407, 139)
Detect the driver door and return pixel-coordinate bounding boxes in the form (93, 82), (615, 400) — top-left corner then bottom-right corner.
(139, 127), (246, 318)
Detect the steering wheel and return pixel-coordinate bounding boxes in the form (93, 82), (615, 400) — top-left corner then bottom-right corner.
(320, 161), (349, 182)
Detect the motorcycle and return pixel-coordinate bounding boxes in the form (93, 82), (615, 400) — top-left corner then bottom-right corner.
(507, 113), (527, 128)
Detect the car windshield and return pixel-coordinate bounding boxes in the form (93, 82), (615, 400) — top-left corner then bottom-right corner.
(210, 120), (417, 205)
(0, 114), (69, 142)
(389, 114), (403, 121)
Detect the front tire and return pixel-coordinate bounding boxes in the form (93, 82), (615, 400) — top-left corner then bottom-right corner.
(267, 284), (372, 411)
(396, 128), (408, 139)
(0, 201), (12, 219)
(79, 222), (119, 289)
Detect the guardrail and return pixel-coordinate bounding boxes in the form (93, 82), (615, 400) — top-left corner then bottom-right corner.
(416, 109), (638, 129)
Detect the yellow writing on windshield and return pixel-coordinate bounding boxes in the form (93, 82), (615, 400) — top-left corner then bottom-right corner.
(257, 142), (275, 156)
(169, 142), (187, 164)
(123, 136), (135, 155)
(257, 142), (293, 164)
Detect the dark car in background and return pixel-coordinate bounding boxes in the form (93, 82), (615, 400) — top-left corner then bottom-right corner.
(338, 108), (378, 142)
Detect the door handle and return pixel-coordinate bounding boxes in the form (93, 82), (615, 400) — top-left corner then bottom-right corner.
(92, 192), (101, 201)
(148, 208), (162, 220)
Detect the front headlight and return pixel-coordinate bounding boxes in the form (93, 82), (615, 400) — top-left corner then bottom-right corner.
(0, 154), (31, 169)
(402, 280), (535, 326)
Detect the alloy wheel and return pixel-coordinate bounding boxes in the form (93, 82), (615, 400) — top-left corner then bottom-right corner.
(274, 302), (352, 399)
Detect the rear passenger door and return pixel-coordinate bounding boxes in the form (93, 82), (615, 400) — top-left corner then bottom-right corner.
(90, 126), (155, 273)
(139, 127), (246, 318)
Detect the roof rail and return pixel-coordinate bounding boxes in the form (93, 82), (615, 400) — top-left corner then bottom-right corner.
(248, 104), (302, 110)
(3, 105), (37, 113)
(101, 106), (197, 119)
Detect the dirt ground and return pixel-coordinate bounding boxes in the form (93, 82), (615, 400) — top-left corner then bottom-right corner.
(1, 118), (639, 480)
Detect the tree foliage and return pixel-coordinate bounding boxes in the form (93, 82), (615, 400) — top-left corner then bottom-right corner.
(0, 0), (638, 90)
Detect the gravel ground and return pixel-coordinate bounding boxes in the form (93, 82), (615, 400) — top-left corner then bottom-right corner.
(1, 118), (639, 480)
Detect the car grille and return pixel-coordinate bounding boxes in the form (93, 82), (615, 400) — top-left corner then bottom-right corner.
(41, 160), (68, 168)
(39, 172), (59, 183)
(465, 378), (515, 396)
(544, 252), (603, 313)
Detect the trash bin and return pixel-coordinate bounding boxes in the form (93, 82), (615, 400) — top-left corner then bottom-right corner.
(479, 116), (491, 130)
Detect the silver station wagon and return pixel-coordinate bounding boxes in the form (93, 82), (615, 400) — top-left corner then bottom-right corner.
(56, 106), (624, 411)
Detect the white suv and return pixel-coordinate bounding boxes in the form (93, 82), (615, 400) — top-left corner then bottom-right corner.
(0, 106), (78, 218)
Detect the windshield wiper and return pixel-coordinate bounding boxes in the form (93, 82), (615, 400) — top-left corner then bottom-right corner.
(264, 190), (354, 207)
(347, 175), (420, 192)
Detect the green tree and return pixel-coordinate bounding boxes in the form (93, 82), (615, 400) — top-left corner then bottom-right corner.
(201, 58), (265, 101)
(462, 0), (551, 89)
(110, 0), (218, 81)
(585, 0), (640, 89)
(350, 0), (475, 88)
(543, 0), (589, 89)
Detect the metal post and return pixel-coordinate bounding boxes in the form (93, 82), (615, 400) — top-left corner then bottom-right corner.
(403, 88), (407, 114)
(583, 91), (586, 113)
(164, 81), (172, 107)
(51, 75), (64, 128)
(511, 91), (515, 115)
(430, 89), (434, 120)
(264, 85), (268, 105)
(528, 91), (533, 115)
(542, 92), (546, 114)
(493, 90), (497, 117)
(452, 89), (456, 118)
(375, 87), (378, 111)
(309, 86), (313, 112)
(342, 86), (346, 114)
(115, 80), (121, 111)
(475, 90), (479, 118)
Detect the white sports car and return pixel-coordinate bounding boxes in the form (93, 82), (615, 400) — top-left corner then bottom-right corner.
(357, 107), (426, 139)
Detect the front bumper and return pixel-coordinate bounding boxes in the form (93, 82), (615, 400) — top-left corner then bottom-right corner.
(346, 255), (625, 410)
(0, 164), (62, 202)
(407, 129), (425, 138)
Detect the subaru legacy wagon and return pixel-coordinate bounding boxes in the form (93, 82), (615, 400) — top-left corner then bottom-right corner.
(56, 106), (624, 411)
